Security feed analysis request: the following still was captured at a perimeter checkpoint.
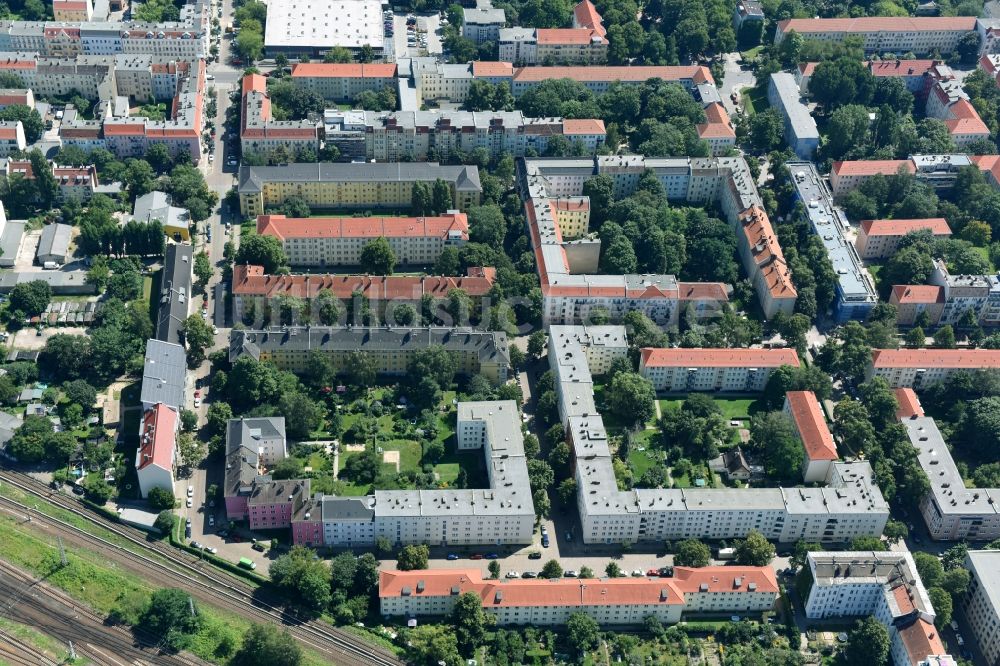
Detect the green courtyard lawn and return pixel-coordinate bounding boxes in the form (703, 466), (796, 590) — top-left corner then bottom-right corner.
(658, 396), (762, 422)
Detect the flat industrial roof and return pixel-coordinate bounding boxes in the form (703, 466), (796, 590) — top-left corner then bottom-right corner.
(264, 0), (384, 49)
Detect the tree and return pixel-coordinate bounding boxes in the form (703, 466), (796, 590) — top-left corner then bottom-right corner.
(432, 178), (453, 214)
(749, 108), (785, 152)
(674, 539), (711, 568)
(411, 181), (433, 216)
(605, 562), (622, 578)
(86, 256), (110, 291)
(154, 510), (176, 536)
(231, 624), (303, 666)
(148, 486), (175, 510)
(30, 152), (58, 209)
(268, 546), (332, 617)
(601, 235), (638, 273)
(883, 519), (909, 544)
(181, 314), (214, 365)
(566, 613), (601, 657)
(397, 544), (430, 570)
(958, 31), (981, 65)
(557, 477), (578, 506)
(810, 58), (875, 110)
(846, 617), (889, 666)
(176, 433), (206, 470)
(849, 536), (886, 551)
(488, 560), (500, 579)
(180, 409), (198, 432)
(540, 559), (563, 578)
(10, 280), (51, 316)
(452, 591), (492, 655)
(605, 372), (655, 428)
(235, 29), (264, 62)
(929, 587), (953, 628)
(0, 104), (43, 143)
(527, 330), (547, 359)
(277, 392), (323, 440)
(315, 289), (341, 325)
(193, 251), (213, 288)
(906, 326), (926, 348)
(359, 237), (396, 275)
(825, 104), (870, 159)
(107, 271), (142, 301)
(790, 541), (822, 569)
(62, 380), (97, 412)
(7, 416), (58, 464)
(934, 325), (956, 349)
(734, 530), (774, 566)
(749, 411), (804, 481)
(206, 402), (233, 437)
(406, 625), (461, 666)
(140, 589), (202, 652)
(235, 234), (287, 273)
(940, 568), (970, 598)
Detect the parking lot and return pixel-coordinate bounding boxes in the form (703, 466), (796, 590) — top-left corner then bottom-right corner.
(392, 12), (442, 58)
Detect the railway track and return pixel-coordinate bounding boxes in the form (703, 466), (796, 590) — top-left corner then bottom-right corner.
(0, 469), (404, 666)
(0, 625), (59, 666)
(0, 559), (204, 665)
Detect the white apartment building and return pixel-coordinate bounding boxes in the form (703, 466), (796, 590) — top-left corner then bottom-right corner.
(324, 110), (606, 163)
(856, 218), (952, 260)
(461, 1), (505, 44)
(639, 347), (800, 393)
(0, 120), (24, 156)
(135, 402), (177, 498)
(804, 551), (950, 666)
(550, 325), (889, 545)
(256, 212), (468, 268)
(380, 566), (778, 626)
(866, 349), (1000, 388)
(240, 73), (320, 159)
(293, 400), (535, 548)
(497, 26), (608, 65)
(962, 550), (1000, 666)
(226, 417), (286, 468)
(774, 17), (978, 55)
(904, 415), (1000, 541)
(784, 390), (838, 483)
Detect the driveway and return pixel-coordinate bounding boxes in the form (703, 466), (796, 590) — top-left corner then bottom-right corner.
(720, 52), (756, 116)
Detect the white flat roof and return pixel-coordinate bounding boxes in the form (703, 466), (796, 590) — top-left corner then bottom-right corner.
(264, 0), (385, 49)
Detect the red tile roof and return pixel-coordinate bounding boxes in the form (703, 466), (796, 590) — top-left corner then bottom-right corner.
(232, 265), (496, 299)
(640, 347), (800, 369)
(897, 617), (947, 665)
(678, 282), (729, 301)
(471, 61), (514, 78)
(894, 388), (924, 419)
(778, 17), (976, 34)
(291, 63), (397, 79)
(257, 213), (469, 241)
(890, 285), (944, 305)
(832, 160), (914, 177)
(535, 28), (607, 45)
(562, 118), (606, 135)
(572, 0), (606, 37)
(866, 59), (939, 77)
(137, 403), (176, 471)
(513, 65), (712, 85)
(860, 218), (951, 237)
(871, 349), (1000, 369)
(785, 391), (837, 462)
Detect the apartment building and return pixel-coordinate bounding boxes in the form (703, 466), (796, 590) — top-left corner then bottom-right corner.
(255, 211), (468, 267)
(0, 120), (24, 156)
(132, 190), (191, 242)
(462, 0), (505, 44)
(926, 79), (990, 147)
(240, 73), (320, 159)
(290, 400), (535, 547)
(498, 26), (607, 65)
(379, 567), (778, 626)
(905, 415), (1000, 541)
(697, 101), (737, 156)
(289, 62), (398, 103)
(787, 162), (878, 322)
(927, 258), (1000, 326)
(733, 0), (764, 30)
(223, 416), (291, 524)
(134, 402), (177, 498)
(639, 347), (800, 393)
(510, 65), (712, 97)
(519, 156), (791, 324)
(0, 158), (113, 202)
(866, 349), (1000, 388)
(230, 326), (510, 385)
(231, 264), (497, 325)
(890, 285), (946, 327)
(247, 478), (311, 531)
(323, 110), (606, 162)
(551, 325), (888, 545)
(866, 59), (951, 96)
(856, 218), (952, 260)
(784, 391), (838, 483)
(153, 242), (192, 347)
(0, 88), (34, 109)
(767, 73), (819, 160)
(140, 339), (185, 411)
(829, 153), (1000, 196)
(0, 19), (209, 58)
(961, 550), (1000, 666)
(803, 551), (950, 666)
(53, 0), (93, 21)
(774, 17), (978, 55)
(237, 163), (482, 216)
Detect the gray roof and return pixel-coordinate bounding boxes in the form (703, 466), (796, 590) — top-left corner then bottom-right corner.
(132, 190), (189, 229)
(0, 270), (96, 294)
(224, 440), (259, 498)
(237, 162), (482, 194)
(36, 223), (72, 262)
(463, 4), (505, 25)
(0, 221), (24, 267)
(140, 339), (186, 409)
(322, 495), (375, 521)
(966, 550), (1000, 612)
(229, 326), (510, 367)
(247, 478), (310, 505)
(226, 416), (286, 450)
(154, 243), (192, 346)
(787, 162), (878, 306)
(769, 73), (819, 141)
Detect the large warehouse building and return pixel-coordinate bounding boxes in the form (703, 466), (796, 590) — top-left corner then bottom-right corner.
(264, 0), (386, 59)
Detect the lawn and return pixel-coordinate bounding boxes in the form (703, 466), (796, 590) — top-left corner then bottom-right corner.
(740, 46), (764, 62)
(741, 85), (769, 115)
(974, 245), (995, 271)
(658, 396), (761, 421)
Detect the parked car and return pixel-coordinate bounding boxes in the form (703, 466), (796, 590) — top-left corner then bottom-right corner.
(485, 553), (499, 560)
(631, 569), (644, 577)
(541, 535), (550, 547)
(187, 485), (194, 497)
(208, 515), (215, 526)
(469, 553), (483, 560)
(647, 569), (660, 577)
(563, 570), (577, 578)
(446, 553), (459, 560)
(252, 542), (266, 552)
(186, 497), (193, 508)
(505, 571), (519, 578)
(527, 551), (541, 560)
(522, 571), (537, 578)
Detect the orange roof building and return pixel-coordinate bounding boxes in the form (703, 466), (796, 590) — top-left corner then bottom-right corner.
(256, 212), (469, 268)
(868, 348), (1000, 388)
(135, 403), (178, 499)
(640, 347), (799, 393)
(290, 63), (398, 103)
(856, 218), (952, 259)
(784, 391), (837, 482)
(379, 567), (778, 626)
(894, 388), (924, 419)
(240, 73), (319, 157)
